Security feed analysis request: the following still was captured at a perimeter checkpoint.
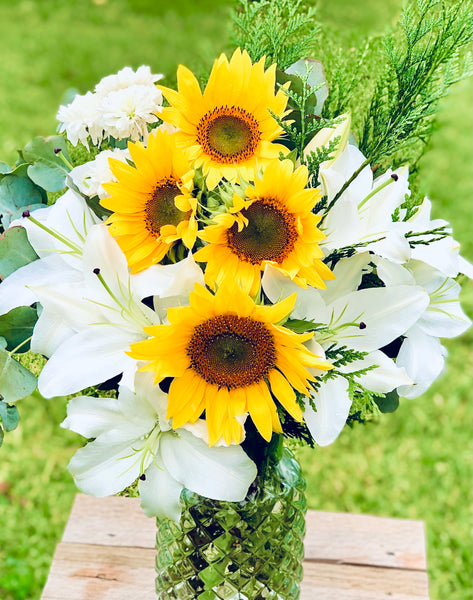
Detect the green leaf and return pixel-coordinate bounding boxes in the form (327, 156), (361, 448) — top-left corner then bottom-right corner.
(0, 162), (11, 174)
(0, 175), (47, 230)
(0, 307), (38, 352)
(0, 338), (37, 403)
(374, 390), (400, 413)
(285, 318), (319, 333)
(23, 136), (71, 192)
(286, 59), (328, 114)
(0, 399), (20, 431)
(0, 425), (3, 446)
(0, 226), (38, 280)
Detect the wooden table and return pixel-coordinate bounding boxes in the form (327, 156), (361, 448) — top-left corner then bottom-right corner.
(41, 494), (430, 600)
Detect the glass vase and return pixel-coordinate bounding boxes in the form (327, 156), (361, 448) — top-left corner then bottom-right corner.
(155, 448), (307, 600)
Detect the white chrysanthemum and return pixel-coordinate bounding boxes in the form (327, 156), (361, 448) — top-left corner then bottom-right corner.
(98, 84), (162, 142)
(95, 65), (163, 97)
(69, 148), (131, 199)
(57, 91), (103, 148)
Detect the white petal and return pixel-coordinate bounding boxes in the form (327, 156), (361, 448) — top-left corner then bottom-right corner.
(341, 350), (412, 393)
(0, 255), (78, 315)
(396, 326), (447, 398)
(117, 378), (161, 430)
(131, 253), (204, 301)
(320, 144), (372, 204)
(32, 280), (104, 331)
(68, 438), (141, 497)
(366, 229), (411, 264)
(31, 308), (76, 356)
(321, 196), (361, 249)
(458, 256), (473, 279)
(304, 377), (351, 446)
(139, 461), (183, 521)
(411, 236), (460, 278)
(38, 325), (141, 397)
(13, 189), (99, 267)
(321, 253), (371, 304)
(262, 265), (328, 320)
(159, 429), (257, 502)
(81, 224), (158, 328)
(328, 285), (430, 351)
(374, 258), (415, 286)
(61, 395), (126, 438)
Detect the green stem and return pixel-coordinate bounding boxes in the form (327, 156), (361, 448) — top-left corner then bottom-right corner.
(9, 336), (33, 355)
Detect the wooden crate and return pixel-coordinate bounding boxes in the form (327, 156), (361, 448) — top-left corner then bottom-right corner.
(41, 494), (430, 600)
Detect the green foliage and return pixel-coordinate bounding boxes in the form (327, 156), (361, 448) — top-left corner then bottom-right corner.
(375, 389), (400, 413)
(0, 307), (37, 353)
(359, 0), (473, 172)
(303, 135), (341, 187)
(0, 226), (38, 280)
(21, 135), (71, 193)
(231, 0), (318, 70)
(0, 338), (37, 405)
(0, 171), (47, 232)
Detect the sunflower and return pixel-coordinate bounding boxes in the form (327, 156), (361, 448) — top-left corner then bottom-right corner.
(193, 159), (336, 297)
(158, 48), (289, 190)
(128, 283), (332, 446)
(101, 130), (197, 273)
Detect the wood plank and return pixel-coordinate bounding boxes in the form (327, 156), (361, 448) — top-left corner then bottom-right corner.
(41, 542), (429, 600)
(305, 510), (427, 571)
(63, 495), (427, 570)
(301, 562), (429, 600)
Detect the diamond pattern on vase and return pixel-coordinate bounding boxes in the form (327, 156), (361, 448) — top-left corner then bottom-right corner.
(155, 449), (307, 600)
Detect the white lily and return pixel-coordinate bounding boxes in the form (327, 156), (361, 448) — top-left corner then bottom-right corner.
(374, 257), (471, 398)
(303, 113), (351, 171)
(61, 372), (257, 521)
(319, 144), (411, 263)
(0, 190), (100, 317)
(262, 258), (427, 444)
(33, 224), (203, 397)
(400, 197), (473, 279)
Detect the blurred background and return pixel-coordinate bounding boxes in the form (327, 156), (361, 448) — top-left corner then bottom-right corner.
(0, 1), (471, 599)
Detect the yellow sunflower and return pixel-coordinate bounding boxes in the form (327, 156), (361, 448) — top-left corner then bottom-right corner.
(129, 283), (332, 446)
(101, 130), (197, 273)
(158, 48), (289, 190)
(193, 159), (336, 297)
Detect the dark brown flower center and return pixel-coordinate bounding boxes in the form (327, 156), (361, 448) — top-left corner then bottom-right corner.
(187, 314), (276, 388)
(227, 198), (298, 264)
(197, 106), (261, 164)
(145, 177), (190, 235)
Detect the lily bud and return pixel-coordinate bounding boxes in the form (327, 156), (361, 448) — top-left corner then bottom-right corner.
(303, 112), (352, 169)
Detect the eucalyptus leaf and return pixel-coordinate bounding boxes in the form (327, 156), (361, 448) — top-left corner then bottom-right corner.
(374, 390), (400, 413)
(0, 226), (38, 280)
(0, 162), (10, 174)
(23, 136), (71, 192)
(0, 339), (37, 403)
(0, 400), (20, 431)
(286, 59), (328, 115)
(0, 175), (47, 230)
(0, 306), (38, 352)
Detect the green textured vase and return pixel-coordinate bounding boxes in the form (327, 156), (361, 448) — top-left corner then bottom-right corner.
(155, 448), (307, 600)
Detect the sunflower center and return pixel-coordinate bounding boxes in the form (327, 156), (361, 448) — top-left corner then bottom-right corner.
(145, 177), (189, 235)
(197, 107), (261, 164)
(227, 199), (298, 264)
(187, 314), (276, 388)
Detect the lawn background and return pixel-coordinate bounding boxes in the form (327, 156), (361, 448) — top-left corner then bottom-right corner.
(0, 1), (471, 599)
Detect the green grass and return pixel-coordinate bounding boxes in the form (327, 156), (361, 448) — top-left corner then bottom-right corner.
(0, 1), (471, 599)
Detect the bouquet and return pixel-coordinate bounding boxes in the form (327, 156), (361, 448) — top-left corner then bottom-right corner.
(0, 0), (471, 598)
